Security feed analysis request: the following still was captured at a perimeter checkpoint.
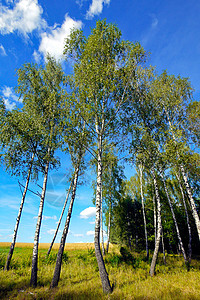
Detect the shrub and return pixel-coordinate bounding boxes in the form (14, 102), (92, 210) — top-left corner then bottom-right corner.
(120, 247), (135, 265)
(0, 253), (6, 269)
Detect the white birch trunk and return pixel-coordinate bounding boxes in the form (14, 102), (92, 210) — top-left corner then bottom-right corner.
(180, 164), (200, 240)
(153, 195), (157, 248)
(165, 108), (200, 241)
(47, 178), (73, 256)
(175, 171), (192, 262)
(139, 165), (149, 260)
(101, 189), (105, 256)
(159, 167), (187, 263)
(150, 168), (162, 276)
(4, 152), (35, 271)
(94, 133), (112, 294)
(30, 152), (50, 287)
(50, 164), (80, 288)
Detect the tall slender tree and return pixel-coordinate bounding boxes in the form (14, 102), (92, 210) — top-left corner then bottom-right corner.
(50, 117), (87, 288)
(47, 178), (73, 256)
(16, 56), (66, 287)
(64, 20), (146, 293)
(0, 106), (44, 270)
(139, 164), (149, 260)
(151, 72), (200, 240)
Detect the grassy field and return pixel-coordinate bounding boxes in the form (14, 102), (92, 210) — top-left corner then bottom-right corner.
(0, 242), (200, 299)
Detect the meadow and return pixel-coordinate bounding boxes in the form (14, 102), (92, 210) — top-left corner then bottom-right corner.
(0, 242), (200, 299)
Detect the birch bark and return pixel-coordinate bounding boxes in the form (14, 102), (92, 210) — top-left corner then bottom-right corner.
(101, 188), (105, 256)
(139, 165), (149, 260)
(94, 133), (112, 294)
(50, 165), (79, 288)
(152, 195), (157, 248)
(175, 171), (192, 262)
(165, 108), (200, 240)
(30, 152), (50, 287)
(180, 164), (200, 240)
(150, 168), (162, 276)
(159, 167), (187, 263)
(4, 152), (35, 271)
(47, 178), (73, 256)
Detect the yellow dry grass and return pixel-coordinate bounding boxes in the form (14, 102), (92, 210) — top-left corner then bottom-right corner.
(0, 242), (115, 251)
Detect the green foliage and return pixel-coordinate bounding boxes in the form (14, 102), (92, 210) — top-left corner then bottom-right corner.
(120, 246), (135, 264)
(40, 252), (68, 265)
(111, 195), (144, 249)
(0, 19), (200, 296)
(0, 252), (6, 269)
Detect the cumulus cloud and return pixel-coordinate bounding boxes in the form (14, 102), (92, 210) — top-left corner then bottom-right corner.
(86, 230), (95, 236)
(0, 44), (7, 56)
(37, 14), (82, 60)
(86, 0), (110, 19)
(2, 86), (20, 110)
(80, 207), (96, 219)
(0, 0), (46, 36)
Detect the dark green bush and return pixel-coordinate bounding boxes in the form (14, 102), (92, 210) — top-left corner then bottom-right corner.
(120, 247), (135, 265)
(0, 253), (6, 269)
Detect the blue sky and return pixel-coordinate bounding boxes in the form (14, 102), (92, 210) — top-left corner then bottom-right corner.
(0, 0), (200, 243)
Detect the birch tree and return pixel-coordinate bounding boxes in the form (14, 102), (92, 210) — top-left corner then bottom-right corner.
(151, 72), (200, 240)
(64, 20), (146, 293)
(0, 105), (44, 270)
(50, 117), (88, 288)
(16, 56), (66, 287)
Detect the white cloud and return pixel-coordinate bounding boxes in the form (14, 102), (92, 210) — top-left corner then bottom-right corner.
(33, 215), (57, 220)
(86, 230), (95, 236)
(47, 229), (61, 235)
(0, 0), (46, 36)
(74, 233), (84, 237)
(80, 207), (96, 219)
(3, 98), (16, 110)
(141, 14), (158, 46)
(76, 0), (85, 8)
(1, 86), (20, 110)
(89, 221), (95, 224)
(0, 44), (7, 56)
(38, 14), (82, 60)
(2, 86), (18, 101)
(151, 17), (158, 29)
(43, 215), (57, 220)
(0, 229), (12, 232)
(149, 14), (158, 29)
(33, 50), (41, 64)
(86, 0), (110, 19)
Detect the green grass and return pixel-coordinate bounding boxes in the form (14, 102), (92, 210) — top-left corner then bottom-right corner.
(0, 245), (200, 299)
